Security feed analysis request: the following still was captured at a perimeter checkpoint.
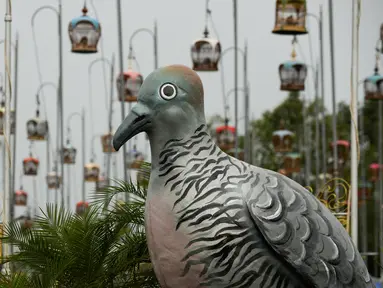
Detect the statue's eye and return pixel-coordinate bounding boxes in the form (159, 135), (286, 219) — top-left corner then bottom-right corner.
(159, 83), (177, 100)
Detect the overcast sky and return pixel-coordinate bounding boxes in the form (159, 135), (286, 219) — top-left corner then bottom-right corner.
(0, 0), (382, 217)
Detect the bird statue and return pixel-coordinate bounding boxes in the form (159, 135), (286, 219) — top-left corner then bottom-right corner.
(113, 65), (373, 288)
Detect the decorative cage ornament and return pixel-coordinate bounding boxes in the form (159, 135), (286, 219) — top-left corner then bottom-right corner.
(68, 5), (101, 53)
(84, 162), (100, 182)
(76, 201), (89, 215)
(23, 156), (39, 176)
(46, 169), (62, 190)
(101, 132), (117, 153)
(279, 40), (307, 91)
(215, 125), (235, 151)
(96, 174), (109, 192)
(126, 146), (145, 169)
(272, 0), (308, 35)
(15, 188), (28, 206)
(283, 152), (301, 174)
(330, 140), (350, 165)
(272, 128), (294, 153)
(116, 69), (144, 103)
(0, 102), (15, 135)
(63, 140), (77, 164)
(191, 28), (221, 72)
(26, 109), (49, 141)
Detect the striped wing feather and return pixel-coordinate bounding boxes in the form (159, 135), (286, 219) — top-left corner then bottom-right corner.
(245, 170), (373, 288)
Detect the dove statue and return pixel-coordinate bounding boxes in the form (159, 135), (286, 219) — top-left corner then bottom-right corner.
(113, 65), (373, 288)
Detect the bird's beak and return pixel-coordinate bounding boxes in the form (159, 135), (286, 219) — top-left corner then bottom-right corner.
(113, 102), (152, 151)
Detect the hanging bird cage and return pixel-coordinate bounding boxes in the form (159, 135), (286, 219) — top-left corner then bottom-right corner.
(369, 163), (383, 182)
(63, 140), (77, 164)
(76, 201), (89, 215)
(279, 39), (307, 91)
(46, 170), (62, 189)
(15, 189), (28, 206)
(116, 70), (143, 103)
(0, 102), (15, 135)
(96, 174), (109, 192)
(101, 132), (117, 153)
(283, 152), (301, 174)
(272, 129), (294, 153)
(358, 181), (373, 202)
(191, 28), (221, 72)
(126, 146), (145, 169)
(364, 70), (383, 100)
(26, 110), (49, 141)
(84, 162), (100, 182)
(23, 156), (39, 176)
(330, 140), (350, 165)
(227, 148), (245, 161)
(215, 125), (235, 151)
(272, 0), (307, 35)
(68, 5), (101, 53)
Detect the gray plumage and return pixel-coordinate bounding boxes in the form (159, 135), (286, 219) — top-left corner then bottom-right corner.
(113, 65), (373, 288)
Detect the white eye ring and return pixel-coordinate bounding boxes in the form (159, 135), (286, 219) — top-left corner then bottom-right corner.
(160, 83), (177, 100)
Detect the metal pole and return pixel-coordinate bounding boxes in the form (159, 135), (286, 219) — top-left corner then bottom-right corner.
(314, 65), (320, 192)
(58, 0), (64, 207)
(350, 0), (359, 247)
(66, 164), (70, 208)
(328, 0), (338, 181)
(10, 33), (18, 257)
(82, 108), (86, 202)
(154, 20), (158, 70)
(243, 40), (249, 163)
(318, 7), (327, 185)
(4, 0), (12, 263)
(116, 0), (128, 183)
(233, 0), (238, 159)
(302, 93), (309, 186)
(107, 56), (114, 182)
(379, 100), (383, 277)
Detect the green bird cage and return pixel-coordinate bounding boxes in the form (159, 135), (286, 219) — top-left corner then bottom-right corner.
(272, 0), (308, 35)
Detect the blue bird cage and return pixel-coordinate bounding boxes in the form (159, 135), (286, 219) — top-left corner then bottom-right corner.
(68, 5), (101, 54)
(364, 70), (383, 100)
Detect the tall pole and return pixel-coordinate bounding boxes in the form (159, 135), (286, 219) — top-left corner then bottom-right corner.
(314, 65), (320, 192)
(328, 0), (338, 181)
(116, 0), (128, 183)
(243, 40), (249, 163)
(233, 0), (238, 159)
(82, 109), (86, 202)
(58, 0), (64, 207)
(319, 6), (327, 183)
(350, 0), (359, 247)
(107, 56), (115, 181)
(302, 93), (310, 187)
(154, 21), (159, 70)
(379, 100), (383, 278)
(10, 33), (18, 257)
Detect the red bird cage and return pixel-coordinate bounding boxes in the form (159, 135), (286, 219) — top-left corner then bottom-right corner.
(116, 70), (144, 103)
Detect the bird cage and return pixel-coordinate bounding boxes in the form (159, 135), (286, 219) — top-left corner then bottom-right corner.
(283, 152), (301, 174)
(227, 148), (244, 161)
(272, 129), (294, 153)
(46, 170), (62, 190)
(26, 116), (48, 141)
(96, 174), (109, 192)
(63, 140), (77, 164)
(101, 132), (116, 153)
(0, 104), (15, 135)
(272, 0), (307, 35)
(15, 189), (27, 206)
(330, 140), (350, 165)
(76, 201), (89, 215)
(215, 125), (235, 151)
(369, 163), (383, 182)
(116, 70), (143, 103)
(84, 162), (100, 182)
(279, 58), (307, 91)
(191, 29), (221, 72)
(358, 181), (373, 201)
(68, 5), (101, 53)
(23, 156), (39, 176)
(126, 147), (145, 169)
(364, 71), (383, 100)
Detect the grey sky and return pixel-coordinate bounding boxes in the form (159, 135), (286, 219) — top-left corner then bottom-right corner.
(0, 0), (382, 216)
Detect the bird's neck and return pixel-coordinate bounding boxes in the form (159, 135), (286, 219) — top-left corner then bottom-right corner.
(148, 120), (208, 171)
